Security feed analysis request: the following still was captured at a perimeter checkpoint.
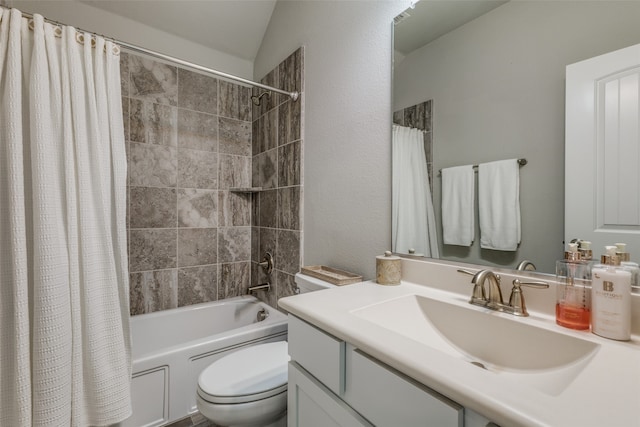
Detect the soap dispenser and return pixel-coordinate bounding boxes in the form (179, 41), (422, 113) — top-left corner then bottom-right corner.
(556, 242), (591, 330)
(591, 246), (632, 341)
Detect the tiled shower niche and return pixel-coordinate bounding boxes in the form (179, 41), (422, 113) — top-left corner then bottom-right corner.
(123, 48), (303, 315)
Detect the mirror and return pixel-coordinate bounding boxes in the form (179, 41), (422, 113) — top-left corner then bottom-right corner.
(393, 0), (640, 274)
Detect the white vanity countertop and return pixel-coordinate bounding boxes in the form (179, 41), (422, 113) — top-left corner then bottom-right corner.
(279, 260), (640, 427)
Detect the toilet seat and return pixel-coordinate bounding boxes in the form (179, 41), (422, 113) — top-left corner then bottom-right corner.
(197, 341), (289, 405)
(198, 382), (287, 405)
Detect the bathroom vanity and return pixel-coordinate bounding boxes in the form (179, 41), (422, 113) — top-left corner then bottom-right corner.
(286, 315), (489, 427)
(279, 258), (640, 427)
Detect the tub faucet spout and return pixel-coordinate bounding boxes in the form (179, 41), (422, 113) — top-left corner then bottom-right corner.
(247, 283), (271, 294)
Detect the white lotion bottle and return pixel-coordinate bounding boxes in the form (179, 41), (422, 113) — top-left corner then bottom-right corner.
(591, 246), (632, 341)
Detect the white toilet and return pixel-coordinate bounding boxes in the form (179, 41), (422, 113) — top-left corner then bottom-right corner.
(196, 273), (335, 427)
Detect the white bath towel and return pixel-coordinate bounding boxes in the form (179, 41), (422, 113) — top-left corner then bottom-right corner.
(441, 165), (475, 246)
(478, 159), (521, 251)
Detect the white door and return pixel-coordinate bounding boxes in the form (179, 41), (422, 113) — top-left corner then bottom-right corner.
(565, 43), (640, 257)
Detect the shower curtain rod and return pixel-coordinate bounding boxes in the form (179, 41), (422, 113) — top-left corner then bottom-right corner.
(12, 8), (299, 101)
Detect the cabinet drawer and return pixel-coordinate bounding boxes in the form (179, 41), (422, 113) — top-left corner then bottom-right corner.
(288, 315), (345, 395)
(345, 347), (463, 427)
(288, 362), (373, 427)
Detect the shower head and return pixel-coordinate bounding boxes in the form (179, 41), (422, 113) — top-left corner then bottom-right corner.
(251, 91), (270, 106)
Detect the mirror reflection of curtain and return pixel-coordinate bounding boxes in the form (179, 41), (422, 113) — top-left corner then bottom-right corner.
(392, 125), (439, 257)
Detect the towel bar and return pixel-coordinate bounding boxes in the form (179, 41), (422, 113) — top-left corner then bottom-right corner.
(438, 158), (527, 177)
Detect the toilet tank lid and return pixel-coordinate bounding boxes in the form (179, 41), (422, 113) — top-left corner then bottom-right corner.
(294, 273), (336, 291)
(198, 341), (289, 397)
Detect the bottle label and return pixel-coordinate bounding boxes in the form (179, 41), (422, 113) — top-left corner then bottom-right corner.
(591, 268), (631, 340)
(593, 274), (626, 300)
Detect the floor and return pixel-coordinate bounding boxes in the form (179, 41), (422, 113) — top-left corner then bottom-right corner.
(166, 412), (216, 427)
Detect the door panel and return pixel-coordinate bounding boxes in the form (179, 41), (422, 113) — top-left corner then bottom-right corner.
(566, 43), (640, 254)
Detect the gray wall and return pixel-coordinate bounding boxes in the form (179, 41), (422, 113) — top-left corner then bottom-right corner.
(255, 1), (411, 280)
(394, 1), (640, 273)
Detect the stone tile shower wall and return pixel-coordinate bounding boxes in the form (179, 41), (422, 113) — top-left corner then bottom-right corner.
(121, 52), (254, 315)
(393, 100), (433, 191)
(251, 48), (304, 308)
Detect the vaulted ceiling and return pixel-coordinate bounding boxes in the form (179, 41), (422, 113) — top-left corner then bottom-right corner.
(81, 0), (277, 60)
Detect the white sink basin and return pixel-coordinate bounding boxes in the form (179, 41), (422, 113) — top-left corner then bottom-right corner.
(352, 294), (600, 396)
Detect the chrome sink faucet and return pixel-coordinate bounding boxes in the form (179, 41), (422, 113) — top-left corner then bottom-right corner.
(471, 269), (504, 309)
(458, 269), (504, 308)
(458, 269), (548, 316)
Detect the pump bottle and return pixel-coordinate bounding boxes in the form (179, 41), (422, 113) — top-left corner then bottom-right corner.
(591, 246), (631, 341)
(556, 242), (591, 330)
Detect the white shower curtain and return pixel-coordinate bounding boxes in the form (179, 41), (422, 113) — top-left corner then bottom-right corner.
(392, 124), (439, 258)
(0, 9), (131, 427)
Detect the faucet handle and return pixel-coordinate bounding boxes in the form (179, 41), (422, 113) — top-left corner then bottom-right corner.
(513, 279), (549, 289)
(456, 269), (476, 276)
(508, 279), (549, 317)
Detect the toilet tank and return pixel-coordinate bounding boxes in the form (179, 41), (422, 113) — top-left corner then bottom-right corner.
(294, 273), (336, 293)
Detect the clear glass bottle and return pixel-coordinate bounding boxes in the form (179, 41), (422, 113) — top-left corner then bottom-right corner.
(591, 246), (632, 341)
(556, 242), (591, 330)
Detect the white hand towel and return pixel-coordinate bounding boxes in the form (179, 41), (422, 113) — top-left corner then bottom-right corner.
(478, 159), (521, 251)
(441, 165), (475, 246)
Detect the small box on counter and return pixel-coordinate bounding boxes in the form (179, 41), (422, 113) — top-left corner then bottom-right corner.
(300, 265), (362, 286)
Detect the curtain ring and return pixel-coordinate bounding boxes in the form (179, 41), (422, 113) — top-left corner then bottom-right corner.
(112, 45), (120, 56)
(90, 36), (96, 48)
(53, 26), (62, 38)
(76, 32), (84, 45)
(28, 19), (34, 31)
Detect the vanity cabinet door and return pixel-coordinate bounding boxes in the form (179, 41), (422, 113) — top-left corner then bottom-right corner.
(288, 315), (345, 395)
(345, 347), (464, 427)
(288, 362), (373, 427)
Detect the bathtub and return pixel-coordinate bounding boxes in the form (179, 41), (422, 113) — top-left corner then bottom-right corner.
(117, 296), (288, 427)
